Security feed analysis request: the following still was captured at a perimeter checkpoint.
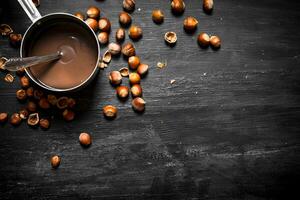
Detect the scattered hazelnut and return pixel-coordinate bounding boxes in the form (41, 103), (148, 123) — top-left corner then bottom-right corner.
(27, 101), (37, 113)
(131, 84), (142, 97)
(123, 0), (135, 12)
(33, 89), (44, 100)
(79, 132), (92, 147)
(19, 109), (29, 120)
(171, 0), (185, 15)
(119, 12), (132, 27)
(85, 18), (98, 32)
(183, 16), (198, 32)
(32, 0), (40, 7)
(10, 113), (22, 126)
(0, 57), (7, 70)
(20, 76), (30, 88)
(16, 89), (27, 101)
(40, 118), (50, 129)
(152, 9), (164, 24)
(87, 6), (100, 19)
(129, 72), (141, 85)
(102, 50), (112, 63)
(98, 18), (111, 32)
(197, 32), (210, 47)
(203, 0), (214, 14)
(116, 28), (126, 42)
(209, 35), (221, 49)
(0, 24), (13, 36)
(128, 56), (140, 70)
(132, 97), (145, 112)
(67, 98), (76, 108)
(39, 98), (50, 109)
(16, 68), (25, 76)
(57, 97), (69, 109)
(62, 109), (75, 121)
(47, 94), (57, 106)
(0, 112), (8, 123)
(98, 32), (109, 45)
(98, 61), (108, 69)
(109, 71), (122, 85)
(74, 12), (85, 20)
(4, 74), (14, 83)
(116, 85), (129, 99)
(103, 105), (118, 119)
(137, 63), (149, 77)
(129, 25), (142, 40)
(122, 42), (135, 57)
(119, 67), (129, 77)
(27, 113), (39, 126)
(51, 155), (61, 169)
(108, 42), (121, 55)
(26, 87), (34, 98)
(164, 32), (177, 45)
(9, 33), (22, 47)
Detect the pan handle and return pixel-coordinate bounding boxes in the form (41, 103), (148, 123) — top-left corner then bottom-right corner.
(18, 0), (41, 22)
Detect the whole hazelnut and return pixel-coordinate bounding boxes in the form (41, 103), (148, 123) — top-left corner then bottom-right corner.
(85, 18), (98, 32)
(67, 98), (76, 108)
(129, 72), (141, 85)
(131, 84), (142, 97)
(209, 35), (221, 49)
(27, 101), (37, 113)
(116, 28), (126, 42)
(137, 63), (149, 77)
(128, 56), (140, 70)
(57, 97), (69, 109)
(19, 109), (29, 120)
(10, 113), (22, 126)
(51, 155), (61, 169)
(171, 0), (185, 15)
(132, 97), (145, 112)
(79, 132), (92, 147)
(98, 18), (111, 32)
(16, 89), (27, 101)
(40, 118), (50, 129)
(103, 105), (118, 119)
(87, 6), (100, 19)
(27, 113), (39, 126)
(39, 98), (50, 109)
(108, 42), (121, 55)
(123, 0), (135, 12)
(62, 109), (75, 121)
(109, 71), (122, 85)
(203, 0), (214, 14)
(183, 16), (198, 32)
(197, 32), (210, 47)
(9, 33), (22, 47)
(74, 12), (85, 20)
(0, 112), (8, 123)
(20, 76), (30, 88)
(152, 9), (164, 24)
(47, 94), (57, 106)
(98, 32), (109, 45)
(33, 89), (44, 100)
(26, 87), (34, 98)
(129, 25), (142, 40)
(119, 11), (132, 27)
(116, 85), (129, 99)
(122, 42), (135, 57)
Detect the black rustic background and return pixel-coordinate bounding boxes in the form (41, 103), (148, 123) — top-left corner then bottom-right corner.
(1, 0), (300, 199)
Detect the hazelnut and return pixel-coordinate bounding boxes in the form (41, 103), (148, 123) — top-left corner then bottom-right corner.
(0, 24), (13, 36)
(57, 97), (69, 109)
(209, 35), (221, 49)
(119, 67), (129, 77)
(16, 68), (25, 76)
(27, 101), (37, 112)
(129, 25), (142, 40)
(103, 105), (118, 119)
(32, 0), (40, 7)
(9, 33), (22, 47)
(40, 118), (50, 129)
(128, 56), (140, 70)
(203, 0), (214, 14)
(67, 98), (76, 108)
(132, 97), (145, 112)
(74, 12), (85, 20)
(62, 109), (75, 121)
(102, 50), (112, 63)
(171, 0), (185, 15)
(116, 28), (126, 42)
(116, 85), (129, 99)
(98, 61), (107, 69)
(16, 89), (27, 101)
(27, 113), (39, 126)
(183, 16), (198, 32)
(4, 74), (14, 83)
(26, 87), (34, 98)
(87, 6), (100, 19)
(10, 113), (22, 126)
(47, 94), (57, 106)
(98, 32), (109, 45)
(129, 72), (141, 85)
(152, 9), (164, 24)
(109, 71), (122, 85)
(164, 32), (177, 45)
(19, 109), (29, 120)
(0, 112), (8, 123)
(108, 42), (121, 55)
(119, 12), (132, 27)
(98, 18), (111, 32)
(85, 18), (98, 32)
(79, 132), (92, 147)
(33, 89), (44, 100)
(131, 84), (142, 97)
(197, 32), (210, 47)
(39, 98), (50, 109)
(122, 42), (135, 57)
(20, 76), (30, 88)
(137, 63), (149, 76)
(123, 0), (135, 12)
(51, 155), (61, 169)
(0, 57), (7, 70)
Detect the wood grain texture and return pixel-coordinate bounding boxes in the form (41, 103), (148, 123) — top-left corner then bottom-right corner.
(1, 0), (300, 199)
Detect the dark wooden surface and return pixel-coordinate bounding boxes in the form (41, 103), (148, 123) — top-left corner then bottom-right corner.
(1, 0), (300, 199)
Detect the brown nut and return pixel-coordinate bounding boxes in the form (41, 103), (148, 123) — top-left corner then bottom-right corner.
(62, 109), (75, 121)
(87, 6), (100, 19)
(209, 35), (221, 49)
(108, 42), (121, 55)
(40, 118), (50, 129)
(122, 42), (135, 57)
(103, 105), (118, 119)
(109, 71), (122, 85)
(16, 89), (27, 101)
(123, 0), (135, 12)
(33, 89), (44, 100)
(98, 18), (111, 32)
(26, 87), (34, 98)
(116, 85), (129, 99)
(197, 32), (210, 47)
(74, 12), (85, 20)
(10, 113), (22, 126)
(0, 112), (8, 123)
(32, 0), (40, 7)
(16, 68), (25, 76)
(19, 109), (29, 120)
(203, 0), (214, 14)
(9, 33), (22, 47)
(128, 56), (140, 70)
(20, 76), (30, 88)
(152, 9), (164, 24)
(164, 32), (177, 45)
(0, 24), (13, 36)
(79, 132), (92, 147)
(129, 72), (141, 85)
(129, 25), (142, 40)
(27, 101), (37, 113)
(116, 28), (126, 42)
(183, 16), (198, 32)
(67, 98), (76, 108)
(47, 94), (57, 106)
(132, 97), (145, 112)
(131, 84), (142, 97)
(57, 97), (69, 109)
(27, 113), (39, 126)
(0, 57), (7, 70)
(119, 67), (129, 77)
(119, 11), (132, 27)
(85, 18), (98, 32)
(137, 63), (149, 76)
(102, 50), (112, 63)
(51, 155), (61, 169)
(39, 98), (50, 109)
(171, 0), (185, 15)
(98, 32), (109, 45)
(4, 74), (14, 83)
